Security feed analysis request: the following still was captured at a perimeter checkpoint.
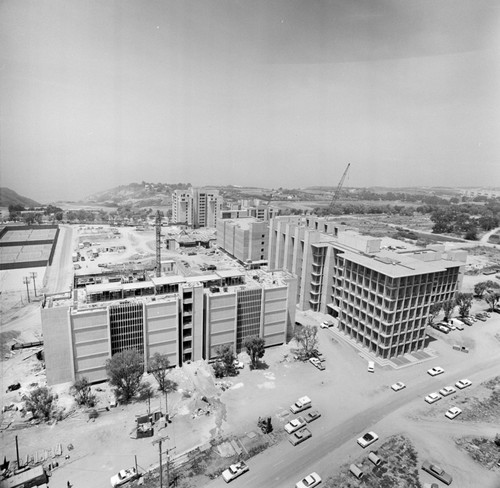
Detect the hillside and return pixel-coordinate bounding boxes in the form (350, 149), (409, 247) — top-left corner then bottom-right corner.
(85, 182), (191, 207)
(0, 187), (41, 207)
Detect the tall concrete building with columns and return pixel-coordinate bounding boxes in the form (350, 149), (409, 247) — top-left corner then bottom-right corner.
(172, 188), (222, 228)
(268, 215), (466, 359)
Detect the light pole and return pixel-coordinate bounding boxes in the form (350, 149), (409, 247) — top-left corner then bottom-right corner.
(30, 271), (37, 297)
(23, 277), (31, 303)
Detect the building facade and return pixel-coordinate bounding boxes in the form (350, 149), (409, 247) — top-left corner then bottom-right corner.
(41, 270), (296, 385)
(172, 188), (223, 228)
(269, 215), (467, 359)
(216, 218), (269, 265)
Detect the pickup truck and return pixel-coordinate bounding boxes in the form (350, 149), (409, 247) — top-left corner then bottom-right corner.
(290, 396), (312, 414)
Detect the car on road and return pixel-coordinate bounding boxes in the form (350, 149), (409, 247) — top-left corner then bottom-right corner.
(475, 314), (487, 322)
(233, 360), (244, 369)
(421, 461), (453, 485)
(439, 386), (456, 397)
(289, 427), (312, 446)
(304, 410), (321, 423)
(309, 357), (325, 370)
(284, 416), (307, 434)
(320, 320), (334, 328)
(367, 361), (375, 373)
(391, 381), (406, 392)
(462, 317), (473, 326)
(432, 324), (450, 334)
(445, 407), (462, 420)
(455, 378), (472, 389)
(425, 392), (441, 404)
(357, 431), (379, 448)
(295, 472), (322, 488)
(110, 467), (139, 487)
(221, 461), (249, 483)
(427, 366), (444, 377)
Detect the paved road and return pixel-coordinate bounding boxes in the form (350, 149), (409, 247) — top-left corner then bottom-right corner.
(207, 351), (500, 488)
(44, 225), (74, 294)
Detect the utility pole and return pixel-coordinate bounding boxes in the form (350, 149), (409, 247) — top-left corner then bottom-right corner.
(23, 277), (31, 303)
(30, 271), (38, 297)
(152, 436), (175, 488)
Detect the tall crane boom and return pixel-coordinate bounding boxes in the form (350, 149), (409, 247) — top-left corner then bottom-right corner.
(329, 163), (350, 210)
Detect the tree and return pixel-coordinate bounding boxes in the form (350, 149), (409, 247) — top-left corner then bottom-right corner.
(244, 337), (265, 369)
(474, 280), (500, 298)
(293, 324), (318, 359)
(484, 291), (500, 312)
(23, 386), (58, 421)
(442, 299), (456, 322)
(71, 377), (96, 407)
(105, 349), (145, 403)
(212, 344), (237, 377)
(427, 303), (442, 325)
(455, 293), (473, 318)
(148, 353), (178, 415)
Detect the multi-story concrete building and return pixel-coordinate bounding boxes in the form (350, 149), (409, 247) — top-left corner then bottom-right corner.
(220, 205), (279, 221)
(216, 218), (269, 265)
(41, 269), (296, 385)
(269, 215), (467, 359)
(172, 188), (222, 228)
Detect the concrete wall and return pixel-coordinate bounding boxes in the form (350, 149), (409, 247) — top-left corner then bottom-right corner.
(145, 299), (179, 365)
(42, 305), (74, 385)
(205, 292), (237, 358)
(261, 286), (288, 347)
(72, 308), (110, 383)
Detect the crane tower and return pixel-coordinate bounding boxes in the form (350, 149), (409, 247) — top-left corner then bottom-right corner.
(328, 163), (351, 211)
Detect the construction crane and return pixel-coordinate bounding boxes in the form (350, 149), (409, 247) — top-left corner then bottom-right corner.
(328, 163), (350, 211)
(155, 211), (162, 277)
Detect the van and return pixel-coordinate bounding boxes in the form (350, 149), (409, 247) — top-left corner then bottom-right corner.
(368, 451), (382, 466)
(367, 361), (375, 373)
(349, 464), (364, 479)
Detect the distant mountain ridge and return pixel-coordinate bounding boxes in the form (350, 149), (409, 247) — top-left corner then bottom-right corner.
(0, 187), (41, 207)
(85, 181), (191, 207)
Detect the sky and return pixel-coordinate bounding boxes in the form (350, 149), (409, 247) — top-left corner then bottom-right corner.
(1, 0), (499, 203)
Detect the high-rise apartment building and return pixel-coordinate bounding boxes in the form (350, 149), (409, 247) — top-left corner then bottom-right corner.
(41, 269), (296, 385)
(171, 188), (222, 228)
(269, 216), (467, 359)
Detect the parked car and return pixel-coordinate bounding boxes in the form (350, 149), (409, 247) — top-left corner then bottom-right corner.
(221, 461), (249, 483)
(475, 314), (487, 322)
(284, 416), (307, 434)
(304, 410), (321, 423)
(289, 427), (312, 446)
(367, 361), (375, 373)
(455, 378), (472, 389)
(290, 396), (312, 414)
(427, 366), (444, 377)
(439, 386), (456, 397)
(233, 360), (244, 369)
(391, 381), (406, 392)
(462, 317), (473, 326)
(295, 472), (322, 488)
(421, 461), (453, 485)
(450, 319), (464, 330)
(445, 407), (462, 419)
(433, 324), (450, 334)
(309, 357), (325, 371)
(357, 431), (379, 448)
(320, 320), (334, 328)
(425, 392), (442, 404)
(110, 467), (139, 487)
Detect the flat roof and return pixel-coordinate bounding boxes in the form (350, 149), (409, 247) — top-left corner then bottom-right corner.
(184, 273), (220, 283)
(150, 276), (186, 286)
(216, 269), (245, 278)
(122, 281), (155, 290)
(86, 282), (123, 294)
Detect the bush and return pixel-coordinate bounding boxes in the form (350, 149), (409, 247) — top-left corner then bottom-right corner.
(23, 386), (59, 421)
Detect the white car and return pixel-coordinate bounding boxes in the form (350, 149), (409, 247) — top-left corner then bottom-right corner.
(425, 392), (442, 404)
(233, 360), (244, 369)
(295, 472), (322, 488)
(391, 381), (406, 392)
(284, 416), (307, 434)
(222, 461), (249, 483)
(110, 467), (138, 487)
(445, 407), (462, 419)
(455, 378), (472, 389)
(427, 366), (444, 377)
(357, 431), (379, 448)
(439, 386), (456, 397)
(320, 321), (333, 328)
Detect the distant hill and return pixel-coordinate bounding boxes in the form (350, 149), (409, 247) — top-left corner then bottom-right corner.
(0, 187), (41, 207)
(85, 182), (191, 207)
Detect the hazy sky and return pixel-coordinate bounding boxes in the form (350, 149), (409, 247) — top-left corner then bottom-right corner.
(1, 0), (499, 203)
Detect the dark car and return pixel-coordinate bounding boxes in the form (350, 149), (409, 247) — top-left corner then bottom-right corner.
(289, 428), (312, 446)
(304, 410), (321, 423)
(422, 461), (452, 485)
